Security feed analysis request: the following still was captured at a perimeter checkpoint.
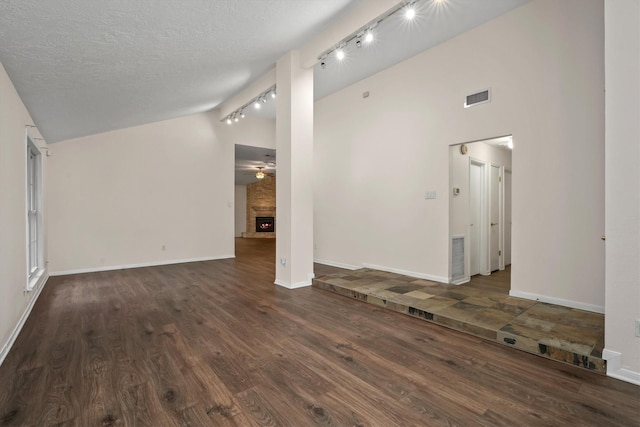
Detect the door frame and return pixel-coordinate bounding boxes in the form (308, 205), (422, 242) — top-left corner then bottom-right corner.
(489, 163), (506, 272)
(469, 157), (490, 276)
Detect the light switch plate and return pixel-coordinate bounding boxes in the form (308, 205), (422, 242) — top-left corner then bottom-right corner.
(425, 191), (437, 200)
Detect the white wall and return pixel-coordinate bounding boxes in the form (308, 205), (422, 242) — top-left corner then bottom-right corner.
(314, 0), (605, 310)
(0, 62), (49, 364)
(234, 185), (247, 237)
(47, 112), (235, 274)
(604, 0), (640, 383)
(226, 115), (276, 150)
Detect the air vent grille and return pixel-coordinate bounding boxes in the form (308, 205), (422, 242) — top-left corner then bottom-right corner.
(452, 235), (465, 281)
(464, 89), (491, 108)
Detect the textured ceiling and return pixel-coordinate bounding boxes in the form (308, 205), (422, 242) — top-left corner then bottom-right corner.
(0, 0), (358, 142)
(0, 0), (530, 144)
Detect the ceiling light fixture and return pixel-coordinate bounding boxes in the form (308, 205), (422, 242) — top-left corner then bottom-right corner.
(255, 167), (265, 179)
(364, 31), (374, 43)
(317, 1), (421, 70)
(405, 5), (416, 20)
(220, 85), (276, 125)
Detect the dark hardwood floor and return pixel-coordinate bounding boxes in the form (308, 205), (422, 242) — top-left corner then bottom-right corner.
(0, 238), (638, 426)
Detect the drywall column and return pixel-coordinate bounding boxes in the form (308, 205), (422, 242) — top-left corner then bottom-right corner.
(274, 50), (314, 288)
(603, 0), (640, 385)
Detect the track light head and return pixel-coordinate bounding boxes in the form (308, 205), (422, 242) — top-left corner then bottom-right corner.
(240, 109), (245, 118)
(405, 5), (416, 20)
(320, 61), (326, 69)
(226, 117), (232, 125)
(261, 96), (267, 104)
(356, 39), (362, 48)
(254, 100), (261, 109)
(336, 48), (345, 61)
(271, 91), (276, 99)
(364, 31), (374, 43)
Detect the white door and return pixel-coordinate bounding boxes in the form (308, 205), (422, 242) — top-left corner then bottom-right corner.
(490, 165), (500, 271)
(469, 161), (484, 275)
(504, 170), (512, 266)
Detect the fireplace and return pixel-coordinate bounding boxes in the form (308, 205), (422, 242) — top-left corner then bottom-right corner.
(255, 216), (275, 233)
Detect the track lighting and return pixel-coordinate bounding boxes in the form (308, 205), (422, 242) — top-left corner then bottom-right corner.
(318, 1), (423, 70)
(220, 85), (276, 125)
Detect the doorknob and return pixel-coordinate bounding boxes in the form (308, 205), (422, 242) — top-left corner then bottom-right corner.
(491, 222), (497, 226)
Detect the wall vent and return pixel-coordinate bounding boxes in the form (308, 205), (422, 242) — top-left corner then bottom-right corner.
(451, 235), (465, 281)
(464, 89), (491, 108)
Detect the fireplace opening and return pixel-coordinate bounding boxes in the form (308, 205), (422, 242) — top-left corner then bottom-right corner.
(256, 216), (275, 233)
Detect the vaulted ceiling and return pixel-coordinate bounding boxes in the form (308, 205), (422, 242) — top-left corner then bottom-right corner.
(0, 0), (529, 144)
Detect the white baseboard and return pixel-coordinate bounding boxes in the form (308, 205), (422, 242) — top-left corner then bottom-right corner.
(362, 263), (448, 284)
(508, 290), (605, 314)
(313, 259), (360, 270)
(0, 272), (49, 367)
(274, 279), (312, 289)
(49, 255), (235, 276)
(450, 276), (470, 285)
(603, 349), (640, 385)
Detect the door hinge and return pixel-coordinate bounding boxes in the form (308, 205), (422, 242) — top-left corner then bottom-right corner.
(499, 176), (502, 182)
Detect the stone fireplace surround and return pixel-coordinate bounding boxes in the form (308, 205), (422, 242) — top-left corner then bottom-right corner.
(242, 176), (276, 239)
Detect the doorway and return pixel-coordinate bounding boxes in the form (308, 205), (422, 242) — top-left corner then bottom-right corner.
(449, 136), (512, 287)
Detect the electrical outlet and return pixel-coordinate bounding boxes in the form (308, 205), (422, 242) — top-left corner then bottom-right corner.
(636, 319), (640, 337)
(425, 190), (437, 200)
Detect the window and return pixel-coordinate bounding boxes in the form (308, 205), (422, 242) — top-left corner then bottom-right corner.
(26, 133), (43, 290)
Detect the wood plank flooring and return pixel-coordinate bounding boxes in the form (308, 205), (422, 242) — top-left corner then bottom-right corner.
(0, 238), (638, 426)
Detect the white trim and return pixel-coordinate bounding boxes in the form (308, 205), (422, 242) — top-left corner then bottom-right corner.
(274, 279), (312, 289)
(0, 272), (48, 367)
(509, 290), (605, 314)
(450, 277), (470, 285)
(313, 258), (360, 270)
(362, 263), (448, 284)
(49, 255), (235, 276)
(603, 349), (640, 386)
(25, 130), (44, 291)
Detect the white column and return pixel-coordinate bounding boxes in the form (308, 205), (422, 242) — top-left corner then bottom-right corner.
(274, 51), (314, 288)
(603, 0), (640, 384)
